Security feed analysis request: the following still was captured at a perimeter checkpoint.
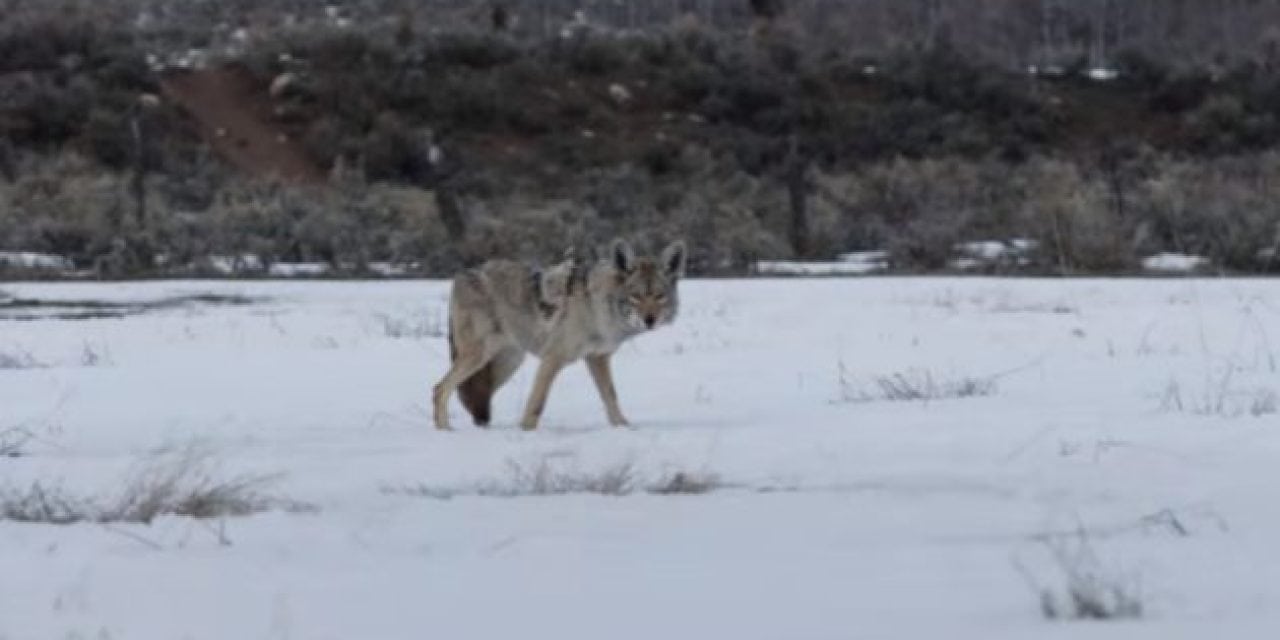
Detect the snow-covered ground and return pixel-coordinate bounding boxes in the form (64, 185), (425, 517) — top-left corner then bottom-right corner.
(2, 277), (1279, 639)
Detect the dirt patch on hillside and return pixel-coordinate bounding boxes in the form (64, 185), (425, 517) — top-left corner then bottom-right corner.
(160, 64), (324, 183)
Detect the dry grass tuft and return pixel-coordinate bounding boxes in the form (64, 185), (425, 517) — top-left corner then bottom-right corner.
(0, 346), (43, 370)
(1161, 376), (1279, 418)
(1020, 529), (1144, 621)
(0, 444), (311, 524)
(386, 456), (725, 499)
(839, 364), (997, 404)
(373, 311), (445, 339)
(647, 470), (723, 495)
(0, 426), (33, 458)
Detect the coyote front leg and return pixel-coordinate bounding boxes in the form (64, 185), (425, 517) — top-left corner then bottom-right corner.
(520, 356), (566, 430)
(585, 354), (629, 427)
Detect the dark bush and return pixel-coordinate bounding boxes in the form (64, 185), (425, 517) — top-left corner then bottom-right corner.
(565, 37), (629, 76)
(430, 33), (519, 69)
(1147, 72), (1211, 114)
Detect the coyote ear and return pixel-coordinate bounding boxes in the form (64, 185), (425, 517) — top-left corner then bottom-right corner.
(612, 239), (635, 273)
(661, 240), (687, 278)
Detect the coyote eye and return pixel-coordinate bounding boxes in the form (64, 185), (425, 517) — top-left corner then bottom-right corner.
(655, 294), (668, 303)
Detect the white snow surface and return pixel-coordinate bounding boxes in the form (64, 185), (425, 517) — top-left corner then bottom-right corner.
(837, 249), (891, 265)
(0, 251), (74, 271)
(267, 262), (332, 277)
(951, 239), (1039, 271)
(757, 257), (887, 275)
(756, 250), (891, 276)
(202, 253), (266, 274)
(1143, 253), (1210, 273)
(2, 278), (1280, 638)
(1086, 67), (1120, 82)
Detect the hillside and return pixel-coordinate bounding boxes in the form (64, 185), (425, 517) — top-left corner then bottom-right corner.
(2, 0), (1280, 277)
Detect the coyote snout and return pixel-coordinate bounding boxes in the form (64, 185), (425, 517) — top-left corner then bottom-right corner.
(432, 239), (686, 431)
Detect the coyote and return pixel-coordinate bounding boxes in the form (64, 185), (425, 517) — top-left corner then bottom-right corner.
(433, 239), (686, 430)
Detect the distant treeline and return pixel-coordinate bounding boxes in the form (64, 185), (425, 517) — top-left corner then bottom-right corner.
(2, 0), (1279, 277)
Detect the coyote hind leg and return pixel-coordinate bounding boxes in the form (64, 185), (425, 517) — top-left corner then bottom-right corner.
(456, 346), (523, 427)
(456, 362), (495, 427)
(434, 343), (496, 430)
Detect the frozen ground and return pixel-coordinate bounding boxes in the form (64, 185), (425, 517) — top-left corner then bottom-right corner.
(1, 277), (1279, 639)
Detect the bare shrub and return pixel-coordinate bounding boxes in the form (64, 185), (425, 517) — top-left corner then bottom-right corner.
(1023, 530), (1144, 621)
(872, 159), (984, 270)
(1019, 159), (1134, 274)
(0, 153), (135, 271)
(676, 168), (792, 274)
(1136, 153), (1280, 271)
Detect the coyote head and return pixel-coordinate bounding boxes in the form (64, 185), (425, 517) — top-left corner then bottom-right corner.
(610, 239), (686, 331)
